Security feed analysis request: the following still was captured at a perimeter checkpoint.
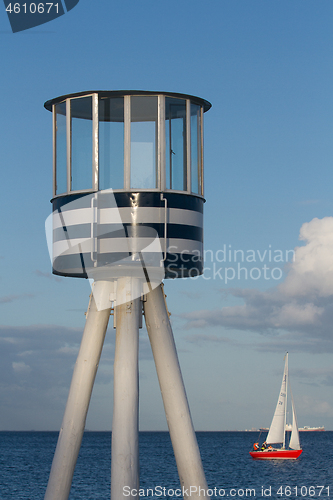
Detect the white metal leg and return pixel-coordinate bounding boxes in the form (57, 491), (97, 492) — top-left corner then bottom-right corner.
(44, 281), (111, 500)
(111, 277), (141, 500)
(144, 284), (210, 500)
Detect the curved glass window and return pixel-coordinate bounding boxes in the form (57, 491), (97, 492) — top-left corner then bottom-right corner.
(52, 92), (206, 197)
(99, 97), (124, 190)
(55, 102), (67, 195)
(190, 103), (202, 195)
(71, 96), (93, 191)
(165, 97), (187, 191)
(130, 96), (158, 189)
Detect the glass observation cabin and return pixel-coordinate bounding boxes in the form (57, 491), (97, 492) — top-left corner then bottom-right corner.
(44, 91), (211, 280)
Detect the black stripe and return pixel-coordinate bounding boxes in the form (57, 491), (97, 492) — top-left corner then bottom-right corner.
(163, 193), (204, 212)
(53, 222), (202, 242)
(54, 223), (91, 240)
(164, 253), (203, 278)
(53, 251), (203, 279)
(53, 253), (93, 277)
(97, 223), (162, 239)
(98, 252), (162, 268)
(53, 193), (93, 210)
(112, 192), (204, 212)
(99, 192), (161, 209)
(166, 224), (202, 241)
(53, 191), (204, 213)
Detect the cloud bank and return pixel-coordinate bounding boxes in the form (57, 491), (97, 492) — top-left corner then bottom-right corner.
(0, 322), (154, 429)
(182, 217), (333, 352)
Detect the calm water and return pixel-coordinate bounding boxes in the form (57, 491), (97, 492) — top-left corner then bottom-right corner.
(0, 431), (332, 499)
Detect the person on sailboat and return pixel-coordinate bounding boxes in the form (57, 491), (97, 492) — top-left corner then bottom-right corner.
(253, 442), (259, 451)
(260, 442), (267, 451)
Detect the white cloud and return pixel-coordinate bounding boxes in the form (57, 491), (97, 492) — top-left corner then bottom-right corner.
(299, 395), (333, 417)
(281, 217), (333, 298)
(185, 333), (234, 344)
(12, 362), (31, 374)
(181, 217), (333, 352)
(0, 322), (153, 429)
(57, 344), (79, 355)
(0, 337), (18, 344)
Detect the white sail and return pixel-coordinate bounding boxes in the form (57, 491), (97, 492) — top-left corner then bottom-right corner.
(266, 354), (288, 446)
(289, 386), (301, 450)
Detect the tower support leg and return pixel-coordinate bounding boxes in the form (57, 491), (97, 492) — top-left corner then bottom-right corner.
(111, 277), (140, 500)
(44, 281), (111, 500)
(143, 284), (210, 500)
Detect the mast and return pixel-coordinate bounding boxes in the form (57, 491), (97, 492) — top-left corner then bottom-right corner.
(283, 352), (288, 449)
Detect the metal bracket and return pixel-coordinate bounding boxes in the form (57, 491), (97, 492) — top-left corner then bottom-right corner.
(160, 193), (167, 261)
(161, 283), (171, 318)
(90, 193), (98, 267)
(84, 287), (94, 318)
(112, 294), (143, 329)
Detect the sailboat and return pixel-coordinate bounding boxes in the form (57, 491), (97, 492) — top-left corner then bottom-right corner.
(249, 353), (302, 460)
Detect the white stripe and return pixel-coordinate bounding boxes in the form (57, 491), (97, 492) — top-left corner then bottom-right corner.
(99, 239), (202, 255)
(101, 207), (203, 227)
(53, 208), (92, 230)
(53, 206), (203, 230)
(99, 238), (157, 254)
(169, 208), (203, 227)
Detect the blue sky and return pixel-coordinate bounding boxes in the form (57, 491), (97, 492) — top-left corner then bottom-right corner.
(1, 0), (333, 432)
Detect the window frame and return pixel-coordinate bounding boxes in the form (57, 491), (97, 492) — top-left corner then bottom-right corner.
(52, 93), (204, 199)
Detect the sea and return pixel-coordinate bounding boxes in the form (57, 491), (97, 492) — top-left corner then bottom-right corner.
(0, 431), (332, 500)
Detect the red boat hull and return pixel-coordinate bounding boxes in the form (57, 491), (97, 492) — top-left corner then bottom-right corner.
(250, 449), (302, 460)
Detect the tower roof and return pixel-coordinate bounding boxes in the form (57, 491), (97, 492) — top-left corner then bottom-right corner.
(44, 90), (212, 113)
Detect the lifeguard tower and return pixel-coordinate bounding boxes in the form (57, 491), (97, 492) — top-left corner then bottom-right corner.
(43, 91), (211, 500)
